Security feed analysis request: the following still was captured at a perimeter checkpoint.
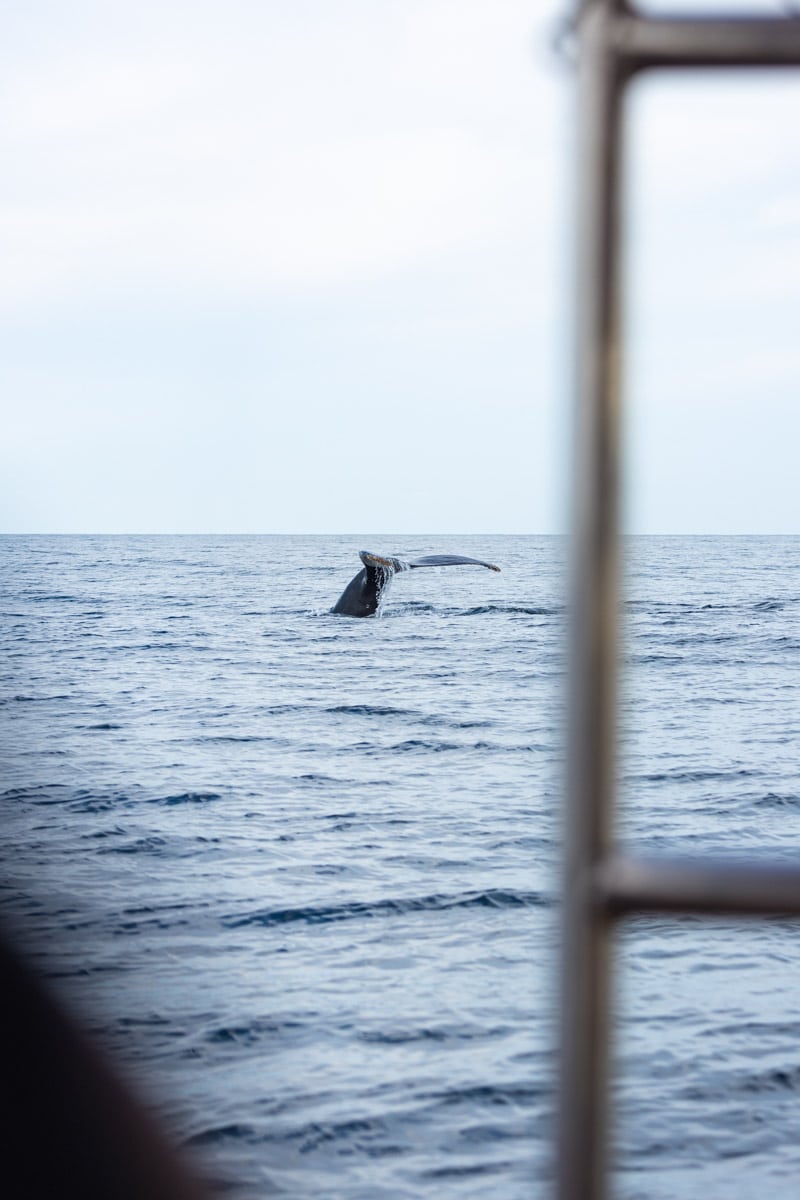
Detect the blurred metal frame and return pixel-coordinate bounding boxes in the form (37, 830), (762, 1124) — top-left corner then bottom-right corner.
(558, 4), (800, 1199)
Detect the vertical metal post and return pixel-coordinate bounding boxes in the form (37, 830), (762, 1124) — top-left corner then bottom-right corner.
(555, 5), (800, 1198)
(557, 3), (626, 1198)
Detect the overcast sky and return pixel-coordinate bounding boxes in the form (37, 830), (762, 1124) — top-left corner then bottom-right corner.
(2, 0), (798, 534)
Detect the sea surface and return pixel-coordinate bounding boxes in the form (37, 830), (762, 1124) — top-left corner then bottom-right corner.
(1, 534), (798, 1199)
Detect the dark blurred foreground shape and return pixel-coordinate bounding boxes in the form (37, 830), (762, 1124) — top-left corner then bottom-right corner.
(557, 3), (800, 1200)
(0, 929), (210, 1200)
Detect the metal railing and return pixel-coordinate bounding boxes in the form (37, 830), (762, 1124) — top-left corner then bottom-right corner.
(557, 4), (800, 1199)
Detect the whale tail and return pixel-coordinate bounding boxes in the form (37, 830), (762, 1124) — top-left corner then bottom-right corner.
(333, 549), (501, 617)
(359, 550), (500, 574)
(406, 553), (500, 572)
(358, 550), (410, 574)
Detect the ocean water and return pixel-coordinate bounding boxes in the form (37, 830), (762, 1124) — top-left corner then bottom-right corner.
(1, 534), (798, 1198)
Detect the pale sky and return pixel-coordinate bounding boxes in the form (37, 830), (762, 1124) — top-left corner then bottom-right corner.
(2, 0), (798, 534)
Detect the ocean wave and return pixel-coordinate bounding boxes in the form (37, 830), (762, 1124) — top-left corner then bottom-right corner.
(463, 604), (560, 617)
(351, 738), (463, 754)
(637, 767), (762, 785)
(629, 653), (686, 665)
(304, 704), (495, 731)
(345, 738), (535, 756)
(419, 714), (494, 729)
(390, 600), (438, 612)
(383, 601), (561, 619)
(329, 703), (419, 718)
(182, 1082), (541, 1175)
(186, 1123), (257, 1147)
(100, 834), (169, 855)
(414, 1080), (548, 1112)
(1, 783), (77, 806)
(628, 596), (796, 617)
(225, 888), (549, 929)
(205, 1018), (307, 1047)
(1, 784), (66, 802)
(147, 791), (223, 806)
(671, 633), (741, 647)
(681, 1064), (800, 1101)
(769, 635), (800, 649)
(749, 791), (800, 810)
(2, 785), (225, 812)
(358, 1021), (512, 1046)
(188, 734), (280, 745)
(25, 592), (86, 603)
(739, 1065), (800, 1094)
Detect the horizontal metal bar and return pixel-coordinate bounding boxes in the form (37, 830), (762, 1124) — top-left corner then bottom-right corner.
(607, 13), (800, 73)
(594, 854), (800, 916)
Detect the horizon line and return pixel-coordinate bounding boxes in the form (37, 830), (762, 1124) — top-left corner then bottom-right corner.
(2, 531), (799, 539)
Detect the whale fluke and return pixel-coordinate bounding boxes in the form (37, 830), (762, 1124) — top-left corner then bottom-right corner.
(331, 549), (501, 617)
(406, 553), (501, 572)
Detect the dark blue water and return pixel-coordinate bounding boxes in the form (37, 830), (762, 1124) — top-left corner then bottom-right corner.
(1, 535), (798, 1198)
